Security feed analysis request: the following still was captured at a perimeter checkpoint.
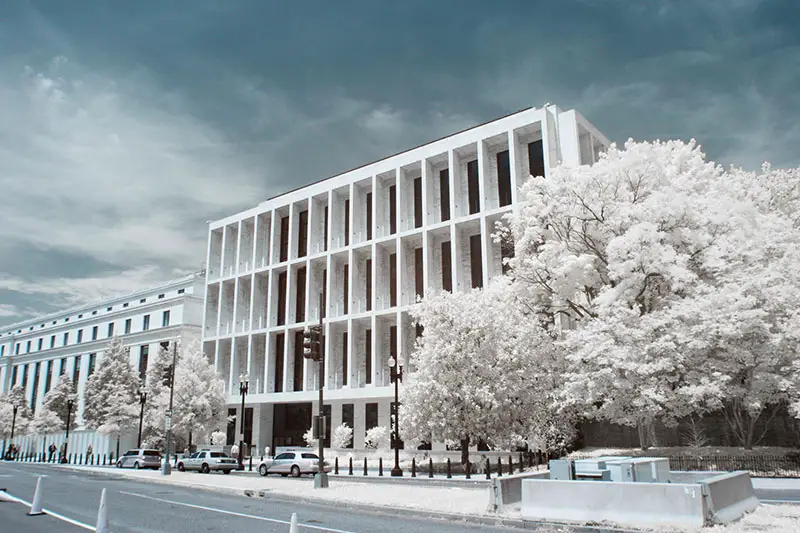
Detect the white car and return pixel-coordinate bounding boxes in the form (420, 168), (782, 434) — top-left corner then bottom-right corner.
(257, 451), (332, 478)
(177, 450), (238, 474)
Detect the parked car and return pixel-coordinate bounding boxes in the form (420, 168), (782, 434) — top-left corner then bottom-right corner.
(257, 451), (331, 478)
(116, 449), (161, 470)
(177, 450), (238, 474)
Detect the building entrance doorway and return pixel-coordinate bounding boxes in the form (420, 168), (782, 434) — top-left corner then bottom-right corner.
(272, 402), (312, 450)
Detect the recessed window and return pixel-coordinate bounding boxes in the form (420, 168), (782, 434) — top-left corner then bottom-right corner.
(107, 306), (113, 312)
(124, 319), (132, 334)
(92, 326), (98, 341)
(78, 314), (83, 319)
(140, 298), (146, 304)
(77, 330), (83, 343)
(177, 289), (185, 295)
(143, 315), (150, 331)
(40, 324), (45, 328)
(123, 303), (129, 308)
(64, 317), (69, 322)
(29, 326), (33, 331)
(108, 322), (115, 337)
(162, 311), (170, 328)
(63, 332), (69, 346)
(52, 321), (56, 325)
(158, 294), (165, 299)
(92, 310), (97, 316)
(26, 340), (31, 353)
(37, 338), (43, 351)
(50, 335), (55, 348)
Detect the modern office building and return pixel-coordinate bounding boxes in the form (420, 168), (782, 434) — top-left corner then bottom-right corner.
(203, 105), (609, 451)
(0, 272), (205, 458)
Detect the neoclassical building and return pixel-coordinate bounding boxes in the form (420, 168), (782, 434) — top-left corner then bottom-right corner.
(0, 272), (205, 458)
(202, 105), (609, 451)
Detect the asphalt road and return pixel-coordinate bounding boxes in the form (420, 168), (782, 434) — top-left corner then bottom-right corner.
(0, 462), (567, 533)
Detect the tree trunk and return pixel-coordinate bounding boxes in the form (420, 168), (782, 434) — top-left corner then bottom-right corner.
(637, 420), (650, 450)
(188, 430), (193, 453)
(460, 437), (470, 465)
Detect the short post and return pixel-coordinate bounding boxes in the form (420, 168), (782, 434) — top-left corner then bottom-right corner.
(428, 458), (434, 478)
(103, 454), (107, 466)
(363, 457), (368, 476)
(249, 455), (253, 472)
(497, 457), (503, 477)
(446, 458), (452, 479)
(485, 459), (491, 480)
(519, 453), (524, 473)
(508, 455), (513, 475)
(378, 457), (383, 476)
(348, 457), (353, 476)
(411, 458), (416, 478)
(465, 460), (471, 479)
(528, 452), (533, 468)
(334, 457), (339, 475)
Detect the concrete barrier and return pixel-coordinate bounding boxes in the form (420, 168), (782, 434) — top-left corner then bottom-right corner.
(488, 471), (549, 513)
(700, 471), (758, 524)
(521, 479), (706, 529)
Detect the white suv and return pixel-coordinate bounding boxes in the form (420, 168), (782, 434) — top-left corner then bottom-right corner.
(116, 449), (161, 470)
(257, 451), (331, 477)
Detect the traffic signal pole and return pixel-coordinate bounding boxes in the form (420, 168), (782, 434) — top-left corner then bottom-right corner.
(305, 292), (328, 488)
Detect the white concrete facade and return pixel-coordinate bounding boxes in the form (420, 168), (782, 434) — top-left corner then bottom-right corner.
(203, 105), (609, 452)
(0, 272), (205, 459)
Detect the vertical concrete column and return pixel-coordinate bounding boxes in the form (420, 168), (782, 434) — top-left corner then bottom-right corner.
(507, 129), (521, 214)
(421, 159), (431, 297)
(447, 149), (458, 220)
(324, 190), (334, 389)
(477, 140), (488, 214)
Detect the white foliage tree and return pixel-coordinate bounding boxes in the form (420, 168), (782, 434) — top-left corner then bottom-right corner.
(30, 404), (63, 436)
(83, 337), (140, 457)
(41, 374), (78, 431)
(210, 430), (227, 446)
(303, 426), (315, 447)
(171, 340), (227, 450)
(0, 386), (31, 439)
(332, 423), (353, 449)
(505, 139), (800, 449)
(364, 426), (390, 450)
(402, 280), (572, 462)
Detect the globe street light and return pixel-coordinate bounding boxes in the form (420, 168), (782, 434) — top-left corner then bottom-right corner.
(389, 355), (404, 477)
(137, 384), (148, 448)
(238, 373), (249, 471)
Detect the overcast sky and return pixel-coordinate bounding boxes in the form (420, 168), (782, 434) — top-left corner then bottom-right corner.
(1, 0), (798, 328)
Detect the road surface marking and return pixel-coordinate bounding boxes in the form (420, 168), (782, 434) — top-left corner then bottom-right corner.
(0, 490), (95, 531)
(119, 490), (359, 533)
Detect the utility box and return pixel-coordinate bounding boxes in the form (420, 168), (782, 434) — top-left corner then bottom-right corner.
(549, 459), (575, 480)
(607, 458), (670, 483)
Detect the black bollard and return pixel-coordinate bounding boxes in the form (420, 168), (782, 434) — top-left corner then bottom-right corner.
(428, 458), (434, 478)
(334, 457), (339, 475)
(465, 460), (471, 479)
(519, 453), (524, 473)
(379, 457), (383, 476)
(497, 457), (503, 477)
(349, 457), (353, 475)
(508, 455), (513, 475)
(446, 458), (452, 479)
(411, 458), (416, 478)
(485, 459), (491, 480)
(363, 457), (368, 476)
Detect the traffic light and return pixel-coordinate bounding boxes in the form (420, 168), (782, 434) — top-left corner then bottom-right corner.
(302, 325), (323, 361)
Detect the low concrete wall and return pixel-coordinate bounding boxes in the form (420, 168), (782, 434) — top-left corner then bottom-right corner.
(701, 471), (759, 524)
(489, 471), (549, 512)
(521, 479), (707, 529)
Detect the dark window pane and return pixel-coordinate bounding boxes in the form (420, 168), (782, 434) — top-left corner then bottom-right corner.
(279, 216), (289, 262)
(439, 169), (450, 221)
(415, 247), (423, 299)
(389, 185), (397, 234)
(274, 334), (285, 393)
(365, 259), (372, 311)
(365, 329), (372, 385)
(294, 331), (304, 392)
(497, 150), (512, 207)
(343, 264), (349, 315)
(298, 210), (308, 258)
(441, 241), (452, 292)
(528, 140), (545, 178)
(342, 332), (348, 387)
(324, 206), (329, 252)
(467, 160), (480, 214)
(344, 200), (350, 246)
(389, 253), (397, 306)
(277, 272), (287, 326)
(470, 234), (483, 289)
(366, 192), (373, 240)
(413, 177), (422, 228)
(296, 267), (306, 323)
(365, 403), (379, 431)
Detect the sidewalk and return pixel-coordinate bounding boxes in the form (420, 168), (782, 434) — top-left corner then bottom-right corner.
(48, 464), (499, 519)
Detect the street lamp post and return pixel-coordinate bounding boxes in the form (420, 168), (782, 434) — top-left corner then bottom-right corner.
(61, 399), (73, 463)
(389, 356), (404, 477)
(161, 341), (178, 476)
(137, 384), (147, 448)
(238, 374), (249, 471)
(6, 405), (18, 460)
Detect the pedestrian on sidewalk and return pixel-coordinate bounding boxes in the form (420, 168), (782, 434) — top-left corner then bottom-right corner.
(231, 443), (239, 462)
(48, 443), (57, 463)
(264, 445), (271, 458)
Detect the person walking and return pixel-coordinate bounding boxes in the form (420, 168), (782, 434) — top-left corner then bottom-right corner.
(48, 443), (57, 463)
